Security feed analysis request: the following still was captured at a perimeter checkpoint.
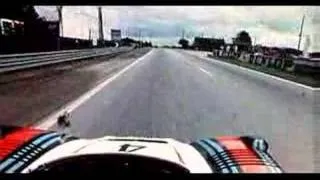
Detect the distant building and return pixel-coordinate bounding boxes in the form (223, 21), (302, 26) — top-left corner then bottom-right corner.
(192, 37), (225, 51)
(0, 18), (24, 36)
(111, 29), (121, 41)
(120, 37), (138, 47)
(0, 6), (62, 53)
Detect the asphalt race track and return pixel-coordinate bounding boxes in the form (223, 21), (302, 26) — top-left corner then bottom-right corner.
(52, 49), (314, 172)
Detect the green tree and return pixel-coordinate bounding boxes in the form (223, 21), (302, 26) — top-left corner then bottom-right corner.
(178, 38), (189, 49)
(234, 31), (252, 46)
(233, 31), (252, 52)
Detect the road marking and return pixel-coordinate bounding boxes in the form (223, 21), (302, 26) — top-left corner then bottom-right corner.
(199, 67), (213, 77)
(204, 57), (320, 91)
(187, 51), (320, 91)
(34, 49), (154, 130)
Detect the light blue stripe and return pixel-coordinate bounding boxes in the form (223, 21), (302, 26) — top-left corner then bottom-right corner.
(253, 140), (275, 173)
(33, 133), (58, 145)
(220, 153), (229, 158)
(0, 158), (15, 171)
(260, 152), (278, 172)
(196, 140), (217, 156)
(6, 161), (24, 173)
(21, 149), (27, 153)
(213, 155), (219, 160)
(260, 152), (274, 163)
(203, 139), (224, 152)
(260, 155), (275, 165)
(40, 137), (60, 149)
(0, 133), (57, 172)
(217, 162), (227, 167)
(215, 159), (223, 164)
(230, 166), (238, 173)
(196, 140), (230, 173)
(222, 168), (229, 173)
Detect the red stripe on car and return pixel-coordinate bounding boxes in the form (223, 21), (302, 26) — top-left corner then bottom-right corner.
(0, 127), (43, 160)
(217, 136), (270, 173)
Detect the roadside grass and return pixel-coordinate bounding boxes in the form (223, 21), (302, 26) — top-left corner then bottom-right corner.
(207, 54), (320, 88)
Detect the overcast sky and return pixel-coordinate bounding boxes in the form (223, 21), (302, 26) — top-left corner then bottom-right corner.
(35, 6), (318, 48)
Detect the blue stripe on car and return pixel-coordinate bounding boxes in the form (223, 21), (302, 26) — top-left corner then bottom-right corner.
(196, 140), (230, 173)
(33, 133), (58, 145)
(0, 133), (59, 172)
(40, 137), (61, 149)
(203, 139), (224, 152)
(0, 158), (15, 171)
(6, 161), (24, 173)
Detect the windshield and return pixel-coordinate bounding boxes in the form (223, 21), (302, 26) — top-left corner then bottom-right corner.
(0, 5), (319, 173)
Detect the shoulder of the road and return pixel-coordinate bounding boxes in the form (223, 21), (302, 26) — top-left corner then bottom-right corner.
(35, 49), (155, 130)
(183, 50), (320, 97)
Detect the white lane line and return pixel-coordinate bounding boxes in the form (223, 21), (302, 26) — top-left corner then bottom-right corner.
(199, 67), (213, 77)
(189, 52), (320, 91)
(34, 49), (154, 130)
(204, 57), (320, 91)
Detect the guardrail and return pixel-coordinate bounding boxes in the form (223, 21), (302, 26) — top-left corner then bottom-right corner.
(0, 47), (133, 73)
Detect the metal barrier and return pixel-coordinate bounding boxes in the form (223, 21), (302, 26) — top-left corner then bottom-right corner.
(0, 47), (133, 73)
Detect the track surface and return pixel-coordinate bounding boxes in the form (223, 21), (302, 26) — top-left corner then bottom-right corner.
(52, 49), (313, 172)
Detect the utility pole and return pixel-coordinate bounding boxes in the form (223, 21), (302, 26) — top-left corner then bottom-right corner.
(149, 32), (153, 43)
(297, 14), (305, 51)
(88, 27), (93, 47)
(127, 27), (130, 38)
(138, 29), (142, 47)
(57, 6), (63, 37)
(98, 6), (104, 47)
(189, 31), (194, 40)
(181, 29), (185, 39)
(56, 6), (63, 50)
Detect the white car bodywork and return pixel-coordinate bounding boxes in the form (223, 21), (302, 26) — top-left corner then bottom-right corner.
(22, 136), (213, 173)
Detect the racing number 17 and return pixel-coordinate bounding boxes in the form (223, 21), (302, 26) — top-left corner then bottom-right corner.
(119, 144), (146, 152)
